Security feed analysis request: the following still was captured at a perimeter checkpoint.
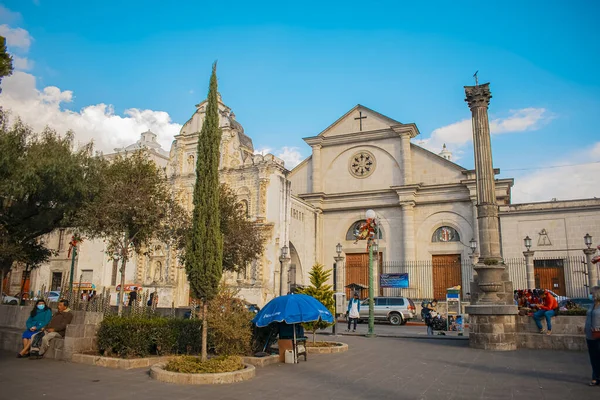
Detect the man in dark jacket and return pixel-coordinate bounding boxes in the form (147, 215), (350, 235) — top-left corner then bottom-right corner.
(30, 299), (74, 359)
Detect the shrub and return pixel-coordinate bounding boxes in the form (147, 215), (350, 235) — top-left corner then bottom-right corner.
(97, 315), (204, 358)
(206, 286), (253, 356)
(165, 355), (244, 374)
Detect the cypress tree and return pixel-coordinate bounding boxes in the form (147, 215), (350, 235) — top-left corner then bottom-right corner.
(185, 62), (223, 361)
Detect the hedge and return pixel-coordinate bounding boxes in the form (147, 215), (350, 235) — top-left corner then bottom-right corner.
(97, 315), (204, 358)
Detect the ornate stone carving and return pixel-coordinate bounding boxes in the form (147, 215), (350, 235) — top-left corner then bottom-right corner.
(349, 150), (376, 178)
(464, 83), (492, 109)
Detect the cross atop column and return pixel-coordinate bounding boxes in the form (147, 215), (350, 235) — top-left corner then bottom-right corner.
(354, 111), (367, 131)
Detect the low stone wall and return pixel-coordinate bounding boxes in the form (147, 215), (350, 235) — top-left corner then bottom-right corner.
(72, 353), (175, 369)
(306, 342), (348, 354)
(150, 362), (255, 385)
(241, 354), (279, 367)
(0, 305), (103, 360)
(515, 315), (587, 351)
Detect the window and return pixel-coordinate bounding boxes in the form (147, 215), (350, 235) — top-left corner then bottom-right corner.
(51, 272), (62, 291)
(57, 229), (66, 251)
(346, 220), (383, 241)
(432, 226), (460, 243)
(239, 200), (249, 218)
(388, 298), (405, 306)
(375, 298), (388, 306)
(111, 259), (119, 286)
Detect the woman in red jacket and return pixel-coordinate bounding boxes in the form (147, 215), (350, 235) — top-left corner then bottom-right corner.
(532, 290), (558, 335)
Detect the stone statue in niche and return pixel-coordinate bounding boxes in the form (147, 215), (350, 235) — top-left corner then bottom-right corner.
(154, 261), (163, 282)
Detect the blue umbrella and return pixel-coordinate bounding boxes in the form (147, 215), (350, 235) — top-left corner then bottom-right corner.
(252, 293), (334, 327)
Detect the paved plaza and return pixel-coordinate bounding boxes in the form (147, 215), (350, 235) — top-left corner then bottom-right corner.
(0, 335), (597, 400)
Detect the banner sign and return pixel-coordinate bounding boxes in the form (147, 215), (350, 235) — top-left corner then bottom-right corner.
(380, 273), (409, 288)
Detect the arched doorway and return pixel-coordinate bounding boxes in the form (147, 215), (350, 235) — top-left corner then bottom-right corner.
(288, 242), (302, 291)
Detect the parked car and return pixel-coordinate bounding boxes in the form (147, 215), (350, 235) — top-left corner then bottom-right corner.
(358, 296), (416, 325)
(2, 292), (19, 305)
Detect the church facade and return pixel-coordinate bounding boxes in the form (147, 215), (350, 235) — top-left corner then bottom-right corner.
(7, 95), (600, 308)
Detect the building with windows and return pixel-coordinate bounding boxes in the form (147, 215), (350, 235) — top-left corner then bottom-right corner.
(7, 97), (599, 307)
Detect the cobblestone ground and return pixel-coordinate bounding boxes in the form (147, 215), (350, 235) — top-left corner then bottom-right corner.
(0, 335), (597, 400)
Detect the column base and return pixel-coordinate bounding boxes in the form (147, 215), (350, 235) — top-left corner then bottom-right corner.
(466, 305), (518, 351)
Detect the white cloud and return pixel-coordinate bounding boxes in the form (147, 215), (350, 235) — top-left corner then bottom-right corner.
(0, 71), (182, 152)
(0, 5), (21, 24)
(254, 146), (305, 169)
(0, 24), (32, 51)
(511, 142), (600, 203)
(418, 108), (552, 160)
(12, 55), (33, 70)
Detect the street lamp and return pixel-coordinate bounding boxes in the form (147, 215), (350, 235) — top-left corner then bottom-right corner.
(333, 243), (344, 336)
(469, 238), (477, 254)
(366, 209), (377, 338)
(584, 233), (593, 249)
(524, 236), (532, 250)
(336, 243), (343, 257)
(279, 245), (289, 296)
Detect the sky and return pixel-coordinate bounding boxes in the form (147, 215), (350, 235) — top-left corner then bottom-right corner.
(0, 0), (598, 203)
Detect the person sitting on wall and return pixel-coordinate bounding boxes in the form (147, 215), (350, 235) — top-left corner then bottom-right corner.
(17, 299), (52, 358)
(30, 299), (74, 359)
(532, 290), (558, 335)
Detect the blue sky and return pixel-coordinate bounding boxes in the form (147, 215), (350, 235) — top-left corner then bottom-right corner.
(0, 0), (598, 202)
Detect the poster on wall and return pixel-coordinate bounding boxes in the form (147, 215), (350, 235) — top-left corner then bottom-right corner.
(380, 273), (409, 288)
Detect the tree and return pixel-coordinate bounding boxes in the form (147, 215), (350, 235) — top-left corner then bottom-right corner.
(219, 184), (265, 274)
(77, 150), (185, 316)
(0, 36), (13, 93)
(0, 112), (102, 298)
(298, 263), (335, 343)
(185, 62), (223, 362)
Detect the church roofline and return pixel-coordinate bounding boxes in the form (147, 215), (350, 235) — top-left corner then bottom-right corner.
(310, 104), (404, 139)
(289, 155), (312, 175)
(411, 143), (467, 172)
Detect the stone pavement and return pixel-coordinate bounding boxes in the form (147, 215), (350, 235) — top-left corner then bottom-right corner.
(0, 335), (597, 400)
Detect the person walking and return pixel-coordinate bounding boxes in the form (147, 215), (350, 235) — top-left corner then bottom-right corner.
(532, 290), (558, 334)
(585, 286), (600, 386)
(346, 293), (361, 332)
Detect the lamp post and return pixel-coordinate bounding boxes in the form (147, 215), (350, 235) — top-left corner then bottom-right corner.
(469, 238), (477, 254)
(333, 243), (344, 335)
(523, 236), (535, 290)
(583, 233), (598, 291)
(279, 245), (289, 296)
(365, 208), (378, 337)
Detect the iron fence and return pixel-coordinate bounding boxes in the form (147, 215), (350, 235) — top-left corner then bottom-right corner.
(380, 254), (593, 302)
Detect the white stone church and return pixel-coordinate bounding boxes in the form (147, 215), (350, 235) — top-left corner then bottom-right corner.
(5, 94), (600, 307)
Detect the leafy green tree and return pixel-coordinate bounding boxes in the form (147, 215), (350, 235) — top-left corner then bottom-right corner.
(0, 36), (13, 93)
(219, 184), (265, 274)
(185, 62), (223, 361)
(0, 112), (102, 297)
(77, 150), (185, 316)
(298, 263), (335, 343)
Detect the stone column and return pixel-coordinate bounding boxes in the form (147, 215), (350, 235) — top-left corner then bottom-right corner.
(311, 144), (322, 193)
(464, 82), (517, 351)
(400, 201), (416, 262)
(399, 133), (413, 185)
(523, 250), (535, 289)
(584, 248), (599, 290)
(334, 255), (345, 294)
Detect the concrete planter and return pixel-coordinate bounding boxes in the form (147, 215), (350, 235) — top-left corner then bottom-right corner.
(241, 354), (279, 367)
(305, 342), (348, 354)
(150, 362), (255, 385)
(71, 353), (175, 369)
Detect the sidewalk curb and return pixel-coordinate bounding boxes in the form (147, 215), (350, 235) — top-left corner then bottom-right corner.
(321, 332), (469, 341)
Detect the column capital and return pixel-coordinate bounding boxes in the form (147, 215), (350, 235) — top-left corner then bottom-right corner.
(523, 250), (535, 258)
(464, 83), (492, 109)
(334, 255), (345, 262)
(583, 248), (597, 256)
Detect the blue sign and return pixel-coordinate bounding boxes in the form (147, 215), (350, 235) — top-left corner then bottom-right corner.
(380, 273), (409, 288)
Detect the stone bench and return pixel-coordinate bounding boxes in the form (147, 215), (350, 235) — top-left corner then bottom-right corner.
(516, 315), (587, 351)
(0, 305), (103, 360)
